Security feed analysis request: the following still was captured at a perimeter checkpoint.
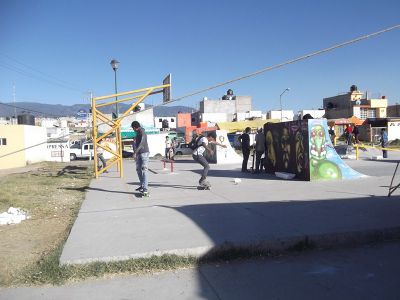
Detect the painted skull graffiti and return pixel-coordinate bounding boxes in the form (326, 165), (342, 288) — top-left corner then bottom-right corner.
(310, 125), (326, 159)
(281, 127), (290, 169)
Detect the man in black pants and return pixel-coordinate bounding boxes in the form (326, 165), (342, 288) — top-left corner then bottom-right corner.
(238, 127), (251, 172)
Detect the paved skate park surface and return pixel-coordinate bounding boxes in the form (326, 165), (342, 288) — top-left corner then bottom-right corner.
(59, 149), (400, 265)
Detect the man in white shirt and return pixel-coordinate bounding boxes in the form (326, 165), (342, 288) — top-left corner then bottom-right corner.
(165, 136), (172, 159)
(192, 132), (226, 187)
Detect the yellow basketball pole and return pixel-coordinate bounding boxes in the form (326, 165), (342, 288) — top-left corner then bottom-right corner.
(91, 81), (171, 179)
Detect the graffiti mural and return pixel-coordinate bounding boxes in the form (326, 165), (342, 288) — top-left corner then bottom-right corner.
(308, 119), (363, 180)
(264, 119), (363, 181)
(264, 121), (310, 180)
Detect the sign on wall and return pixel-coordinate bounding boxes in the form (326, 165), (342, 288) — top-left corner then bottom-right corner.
(46, 142), (70, 162)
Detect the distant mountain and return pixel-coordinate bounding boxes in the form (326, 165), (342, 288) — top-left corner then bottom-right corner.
(0, 102), (195, 118)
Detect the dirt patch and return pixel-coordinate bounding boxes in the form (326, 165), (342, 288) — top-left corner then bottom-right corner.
(0, 161), (93, 286)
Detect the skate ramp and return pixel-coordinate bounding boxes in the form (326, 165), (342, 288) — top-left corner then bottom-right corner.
(308, 119), (364, 180)
(264, 119), (364, 181)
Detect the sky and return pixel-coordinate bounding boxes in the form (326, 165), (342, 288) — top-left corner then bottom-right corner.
(0, 0), (399, 114)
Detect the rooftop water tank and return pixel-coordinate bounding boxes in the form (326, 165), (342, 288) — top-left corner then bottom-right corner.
(17, 114), (35, 126)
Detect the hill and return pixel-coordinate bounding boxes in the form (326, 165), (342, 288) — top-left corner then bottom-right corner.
(0, 102), (195, 118)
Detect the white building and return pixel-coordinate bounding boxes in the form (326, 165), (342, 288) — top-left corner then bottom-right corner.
(154, 117), (177, 130)
(192, 91), (254, 125)
(267, 110), (294, 121)
(236, 111), (265, 121)
(297, 109), (325, 120)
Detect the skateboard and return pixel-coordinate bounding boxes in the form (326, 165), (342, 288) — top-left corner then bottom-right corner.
(197, 181), (211, 190)
(141, 191), (150, 197)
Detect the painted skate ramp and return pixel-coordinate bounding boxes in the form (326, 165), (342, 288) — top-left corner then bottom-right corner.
(204, 130), (242, 164)
(264, 119), (364, 181)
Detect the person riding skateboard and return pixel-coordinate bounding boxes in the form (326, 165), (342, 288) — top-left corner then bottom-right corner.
(192, 132), (226, 189)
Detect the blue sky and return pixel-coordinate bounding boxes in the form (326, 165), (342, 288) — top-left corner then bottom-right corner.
(0, 0), (399, 113)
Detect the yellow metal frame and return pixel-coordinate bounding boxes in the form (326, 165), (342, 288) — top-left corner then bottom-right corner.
(91, 83), (171, 179)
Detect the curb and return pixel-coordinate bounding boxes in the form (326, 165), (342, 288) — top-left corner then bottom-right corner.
(60, 226), (400, 265)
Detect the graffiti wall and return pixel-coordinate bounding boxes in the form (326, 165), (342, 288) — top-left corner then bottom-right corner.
(264, 119), (364, 181)
(308, 119), (363, 180)
(264, 120), (310, 180)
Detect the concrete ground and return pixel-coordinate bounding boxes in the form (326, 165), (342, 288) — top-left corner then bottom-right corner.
(58, 152), (400, 265)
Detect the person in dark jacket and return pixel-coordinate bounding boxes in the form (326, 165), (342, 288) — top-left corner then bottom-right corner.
(238, 127), (251, 172)
(381, 128), (388, 158)
(131, 121), (150, 194)
(352, 126), (360, 144)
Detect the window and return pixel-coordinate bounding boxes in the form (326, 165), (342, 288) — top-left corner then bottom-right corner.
(360, 108), (367, 119)
(0, 138), (6, 145)
(159, 118), (163, 122)
(360, 108), (377, 120)
(367, 109), (376, 118)
(171, 119), (175, 122)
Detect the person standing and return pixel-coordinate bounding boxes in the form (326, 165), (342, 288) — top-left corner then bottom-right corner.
(131, 121), (150, 196)
(352, 126), (360, 144)
(171, 137), (177, 160)
(328, 126), (336, 144)
(381, 128), (388, 158)
(254, 128), (266, 173)
(238, 127), (251, 172)
(345, 124), (353, 145)
(165, 136), (172, 159)
(97, 139), (108, 173)
(192, 132), (226, 188)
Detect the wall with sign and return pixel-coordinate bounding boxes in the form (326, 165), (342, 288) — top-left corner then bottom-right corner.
(388, 121), (400, 141)
(46, 141), (70, 162)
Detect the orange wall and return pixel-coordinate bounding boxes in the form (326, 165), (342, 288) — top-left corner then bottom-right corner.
(183, 126), (218, 142)
(177, 113), (192, 128)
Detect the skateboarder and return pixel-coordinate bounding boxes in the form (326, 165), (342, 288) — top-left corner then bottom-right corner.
(192, 132), (227, 189)
(131, 121), (150, 197)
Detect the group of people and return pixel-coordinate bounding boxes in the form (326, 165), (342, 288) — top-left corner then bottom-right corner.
(130, 123), (266, 195)
(102, 121), (390, 196)
(164, 136), (178, 160)
(238, 127), (265, 173)
(130, 122), (228, 194)
(344, 124), (360, 145)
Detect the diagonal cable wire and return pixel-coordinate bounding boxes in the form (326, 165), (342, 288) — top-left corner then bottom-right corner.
(166, 24), (400, 104)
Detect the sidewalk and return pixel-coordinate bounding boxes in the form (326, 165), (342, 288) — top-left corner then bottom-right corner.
(2, 241), (400, 299)
(59, 157), (400, 265)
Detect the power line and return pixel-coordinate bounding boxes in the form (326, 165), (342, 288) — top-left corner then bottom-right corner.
(0, 61), (84, 93)
(0, 52), (85, 91)
(167, 24), (400, 104)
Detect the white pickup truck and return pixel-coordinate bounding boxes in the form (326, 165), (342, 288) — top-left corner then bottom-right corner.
(69, 142), (94, 160)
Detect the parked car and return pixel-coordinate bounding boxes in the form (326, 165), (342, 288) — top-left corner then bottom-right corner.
(174, 143), (193, 155)
(70, 142), (94, 160)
